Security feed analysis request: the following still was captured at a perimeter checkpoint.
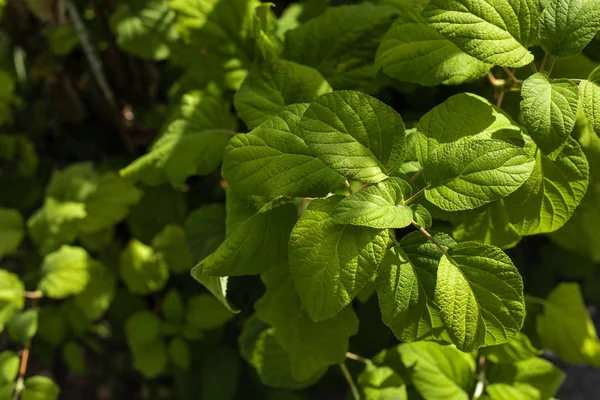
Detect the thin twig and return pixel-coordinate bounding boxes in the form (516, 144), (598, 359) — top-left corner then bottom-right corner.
(340, 362), (361, 400)
(356, 183), (372, 192)
(524, 294), (546, 307)
(496, 90), (505, 109)
(345, 180), (354, 195)
(13, 297), (41, 400)
(502, 67), (520, 83)
(548, 57), (556, 76)
(569, 79), (584, 83)
(487, 71), (505, 87)
(407, 168), (423, 185)
(23, 291), (42, 299)
(404, 186), (428, 205)
(346, 352), (373, 365)
(540, 52), (549, 72)
(472, 355), (487, 400)
(530, 61), (538, 73)
(412, 220), (447, 255)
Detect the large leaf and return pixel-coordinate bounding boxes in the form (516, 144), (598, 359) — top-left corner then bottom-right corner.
(376, 231), (456, 343)
(0, 269), (25, 331)
(0, 208), (23, 257)
(121, 91), (236, 187)
(297, 91), (406, 183)
(332, 178), (413, 229)
(486, 357), (565, 400)
(424, 140), (535, 211)
(37, 246), (96, 299)
(415, 93), (521, 164)
(482, 332), (542, 364)
(282, 3), (398, 89)
(397, 342), (475, 400)
(536, 283), (600, 366)
(255, 260), (359, 381)
(223, 103), (345, 198)
(375, 8), (491, 86)
(540, 0), (600, 58)
(357, 363), (407, 400)
(289, 196), (390, 321)
(191, 193), (297, 277)
(520, 72), (580, 158)
(435, 242), (525, 351)
(239, 316), (326, 389)
(580, 66), (600, 136)
(423, 0), (539, 67)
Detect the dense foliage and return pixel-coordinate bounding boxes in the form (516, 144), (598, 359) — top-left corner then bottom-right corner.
(2, 0), (600, 399)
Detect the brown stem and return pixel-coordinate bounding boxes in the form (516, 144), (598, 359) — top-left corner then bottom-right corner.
(540, 52), (549, 72)
(530, 61), (538, 73)
(472, 355), (487, 400)
(340, 362), (361, 400)
(496, 90), (505, 109)
(345, 180), (354, 195)
(502, 67), (520, 83)
(548, 57), (556, 76)
(487, 71), (505, 87)
(412, 220), (448, 255)
(23, 291), (42, 299)
(407, 168), (423, 185)
(346, 352), (373, 365)
(404, 186), (428, 205)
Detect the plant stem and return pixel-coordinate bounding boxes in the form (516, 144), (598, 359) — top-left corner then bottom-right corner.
(540, 52), (549, 72)
(389, 230), (399, 245)
(487, 71), (505, 87)
(524, 294), (546, 306)
(530, 61), (538, 73)
(502, 67), (520, 83)
(412, 220), (448, 255)
(472, 355), (487, 400)
(548, 57), (556, 76)
(356, 183), (372, 192)
(404, 186), (428, 205)
(340, 362), (361, 400)
(23, 291), (42, 299)
(345, 180), (354, 195)
(13, 297), (40, 400)
(407, 168), (423, 185)
(570, 78), (584, 83)
(496, 90), (505, 108)
(346, 352), (373, 365)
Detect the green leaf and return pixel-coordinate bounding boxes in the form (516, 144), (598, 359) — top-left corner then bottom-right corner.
(223, 103), (345, 198)
(377, 231), (456, 343)
(192, 194), (297, 277)
(131, 339), (167, 378)
(185, 293), (234, 331)
(332, 178), (413, 229)
(199, 346), (241, 400)
(78, 173), (142, 234)
(536, 282), (600, 366)
(0, 351), (19, 383)
(110, 0), (177, 60)
(397, 342), (475, 400)
(126, 310), (163, 347)
(436, 242), (525, 352)
(119, 239), (169, 295)
(162, 290), (185, 323)
(38, 246), (96, 299)
(121, 91), (236, 187)
(62, 341), (86, 373)
(239, 316), (325, 389)
(289, 196), (390, 321)
(424, 140), (535, 211)
(168, 337), (191, 371)
(72, 261), (116, 321)
(282, 3), (398, 89)
(423, 0), (539, 67)
(415, 93), (521, 165)
(255, 261), (359, 381)
(185, 204), (226, 263)
(0, 208), (23, 257)
(125, 312), (167, 378)
(21, 376), (60, 400)
(357, 363), (407, 400)
(482, 332), (542, 364)
(411, 204), (432, 229)
(521, 73), (580, 157)
(486, 357), (565, 400)
(152, 224), (193, 274)
(375, 8), (491, 86)
(0, 269), (24, 330)
(580, 66), (600, 136)
(540, 0), (600, 58)
(8, 309), (38, 344)
(234, 43), (332, 129)
(297, 91), (406, 183)
(37, 307), (67, 346)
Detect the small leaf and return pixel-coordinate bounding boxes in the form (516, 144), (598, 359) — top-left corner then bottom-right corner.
(297, 91), (406, 183)
(423, 0), (539, 67)
(332, 178), (413, 229)
(411, 204), (432, 229)
(536, 283), (600, 366)
(131, 339), (167, 378)
(0, 208), (24, 257)
(436, 242), (525, 352)
(119, 239), (169, 295)
(357, 363), (407, 400)
(37, 307), (67, 346)
(21, 376), (60, 400)
(62, 341), (86, 373)
(377, 232), (456, 343)
(424, 140), (535, 211)
(540, 0), (600, 58)
(152, 224), (194, 274)
(0, 351), (19, 384)
(580, 66), (600, 136)
(375, 8), (491, 86)
(0, 269), (24, 330)
(125, 311), (162, 347)
(72, 261), (116, 321)
(38, 246), (95, 299)
(162, 289), (185, 324)
(482, 332), (542, 364)
(185, 293), (234, 331)
(223, 103), (344, 198)
(289, 196), (390, 321)
(520, 72), (579, 158)
(486, 357), (565, 400)
(397, 342), (475, 400)
(415, 93), (521, 164)
(168, 337), (191, 371)
(8, 309), (38, 344)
